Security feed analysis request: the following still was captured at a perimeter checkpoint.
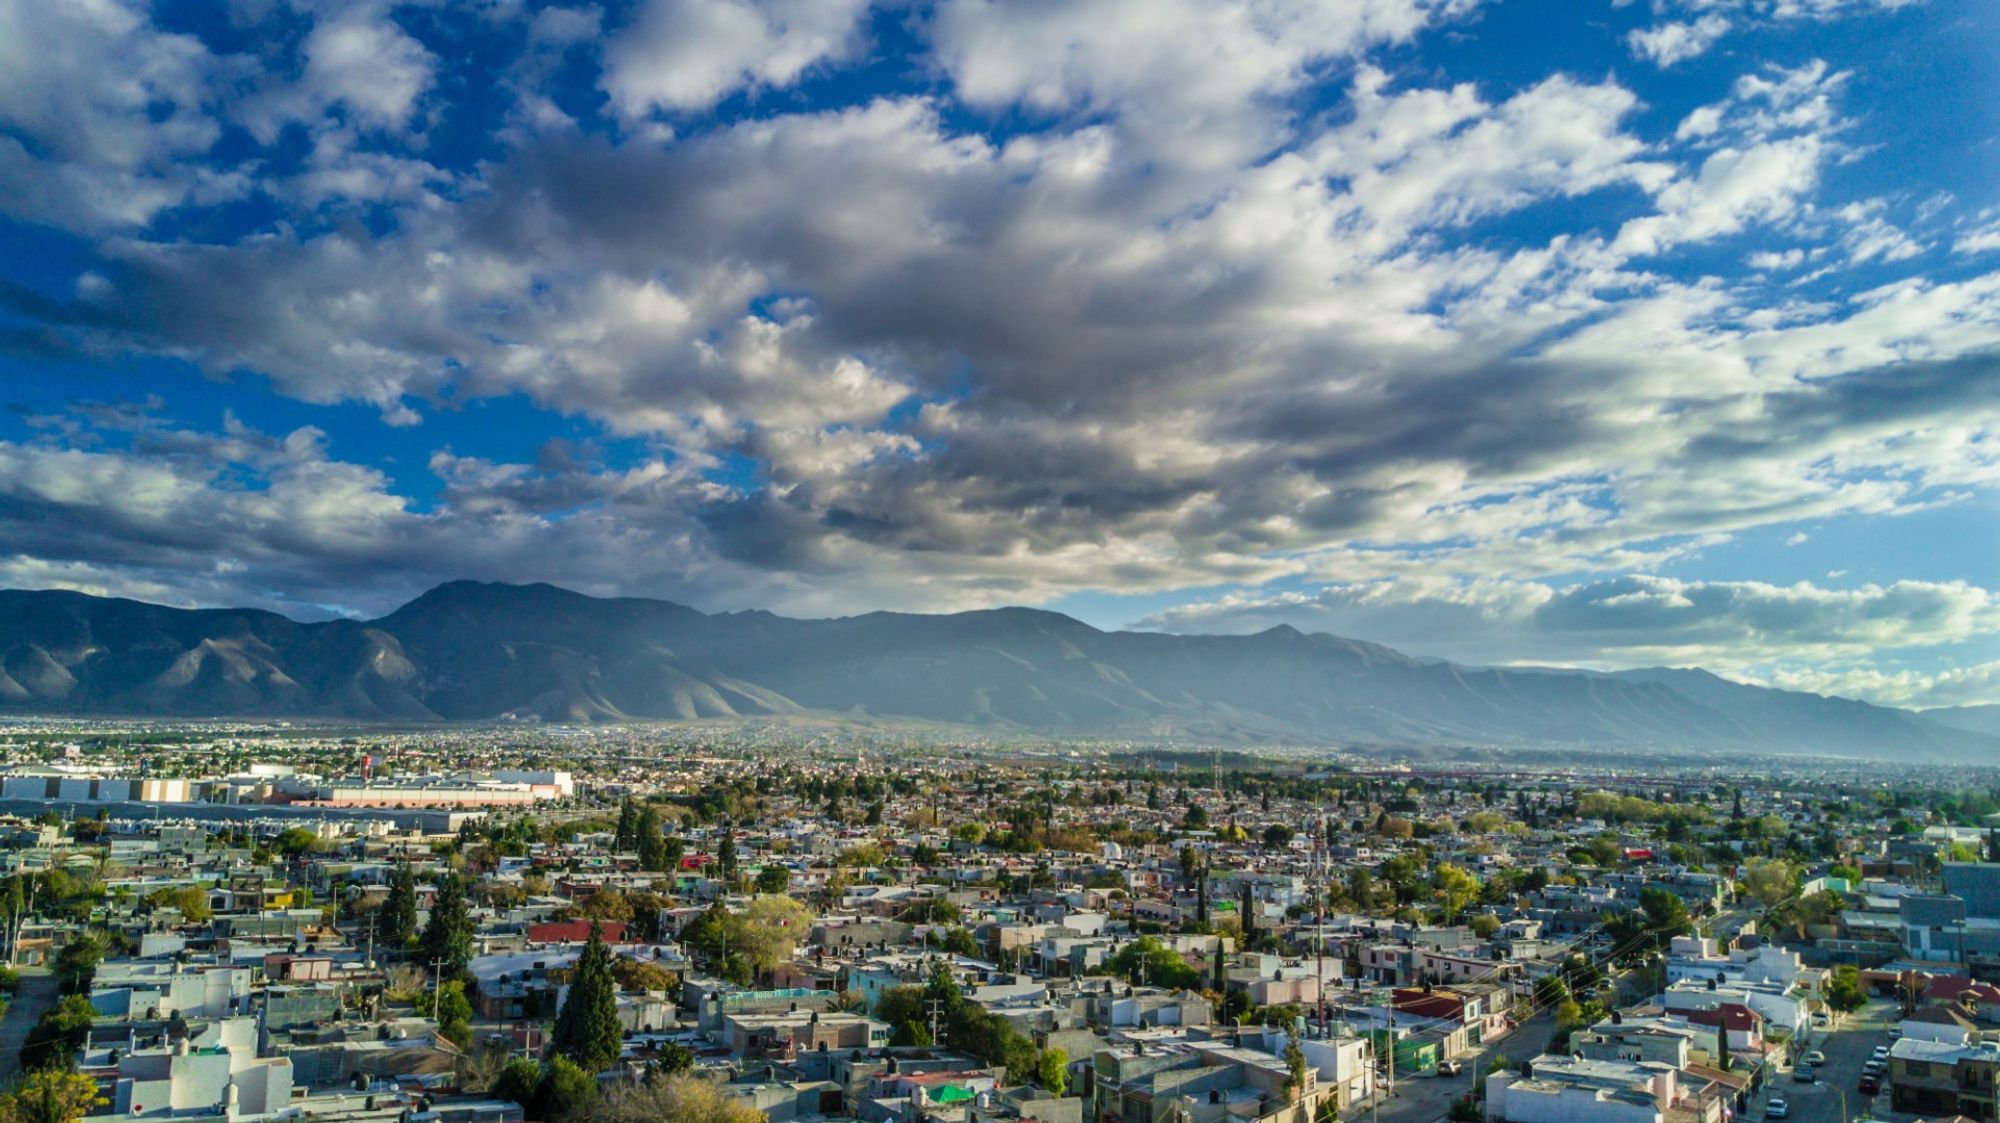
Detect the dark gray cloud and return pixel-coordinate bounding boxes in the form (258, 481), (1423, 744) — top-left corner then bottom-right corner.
(0, 0), (1996, 701)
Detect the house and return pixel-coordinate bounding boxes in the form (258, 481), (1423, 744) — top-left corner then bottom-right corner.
(1888, 1037), (2000, 1120)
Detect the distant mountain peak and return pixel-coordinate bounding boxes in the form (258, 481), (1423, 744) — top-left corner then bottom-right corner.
(0, 582), (1994, 762)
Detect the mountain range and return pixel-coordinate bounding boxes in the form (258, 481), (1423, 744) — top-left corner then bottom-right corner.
(0, 580), (1991, 761)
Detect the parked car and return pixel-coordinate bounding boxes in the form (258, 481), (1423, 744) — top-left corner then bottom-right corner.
(1766, 1097), (1789, 1118)
(1794, 1065), (1815, 1083)
(1873, 1045), (1890, 1060)
(1863, 1059), (1886, 1077)
(1888, 1026), (1902, 1040)
(1858, 1074), (1880, 1095)
(1436, 1060), (1462, 1077)
(1804, 1050), (1827, 1066)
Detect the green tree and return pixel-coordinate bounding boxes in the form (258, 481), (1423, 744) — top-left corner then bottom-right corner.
(274, 827), (324, 857)
(144, 886), (212, 923)
(1432, 864), (1479, 922)
(1826, 964), (1867, 1014)
(1035, 1047), (1070, 1096)
(615, 797), (638, 851)
(491, 1058), (541, 1106)
(21, 996), (96, 1072)
(381, 861), (420, 950)
(551, 923), (624, 1072)
(420, 871), (476, 979)
(530, 1056), (598, 1122)
(717, 826), (738, 882)
(52, 936), (101, 996)
(1106, 936), (1200, 990)
(754, 865), (790, 894)
(736, 895), (812, 974)
(1740, 860), (1798, 911)
(434, 980), (474, 1049)
(636, 806), (667, 873)
(1284, 1033), (1309, 1112)
(0, 1068), (105, 1123)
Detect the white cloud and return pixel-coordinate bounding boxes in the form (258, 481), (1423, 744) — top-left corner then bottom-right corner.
(1140, 574), (2000, 702)
(1628, 15), (1731, 66)
(602, 0), (870, 116)
(0, 0), (231, 230)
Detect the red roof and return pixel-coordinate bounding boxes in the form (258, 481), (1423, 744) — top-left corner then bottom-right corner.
(1924, 975), (2000, 1004)
(528, 921), (629, 944)
(1683, 1003), (1761, 1032)
(1391, 989), (1467, 1020)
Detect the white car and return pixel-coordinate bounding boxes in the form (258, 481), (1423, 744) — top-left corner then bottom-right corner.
(1766, 1098), (1789, 1118)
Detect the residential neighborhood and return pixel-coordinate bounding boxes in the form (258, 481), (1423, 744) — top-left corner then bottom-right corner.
(0, 723), (1994, 1123)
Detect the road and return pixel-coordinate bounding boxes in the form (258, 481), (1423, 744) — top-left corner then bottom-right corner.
(1359, 1009), (1557, 1123)
(0, 969), (59, 1082)
(1751, 996), (1896, 1123)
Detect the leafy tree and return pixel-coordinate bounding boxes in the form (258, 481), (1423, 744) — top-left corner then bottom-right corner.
(21, 996), (96, 1072)
(491, 1058), (541, 1106)
(1284, 1033), (1309, 1106)
(1262, 824), (1295, 850)
(144, 886), (212, 923)
(1432, 864), (1479, 922)
(0, 1068), (105, 1123)
(274, 827), (324, 857)
(1740, 860), (1799, 911)
(875, 985), (926, 1028)
(1826, 964), (1868, 1014)
(53, 936), (100, 996)
(610, 958), (679, 994)
(652, 1041), (695, 1077)
(735, 895), (812, 974)
(938, 926), (980, 957)
(754, 865), (790, 894)
(381, 862), (420, 949)
(530, 1056), (598, 1122)
(434, 980), (473, 1049)
(551, 923), (624, 1072)
(590, 1073), (762, 1123)
(420, 870), (476, 979)
(1106, 936), (1200, 990)
(1035, 1047), (1070, 1096)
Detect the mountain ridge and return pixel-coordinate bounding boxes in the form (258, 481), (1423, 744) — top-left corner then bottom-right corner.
(0, 582), (1991, 761)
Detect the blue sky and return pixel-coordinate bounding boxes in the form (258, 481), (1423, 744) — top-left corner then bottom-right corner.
(2, 0), (1998, 708)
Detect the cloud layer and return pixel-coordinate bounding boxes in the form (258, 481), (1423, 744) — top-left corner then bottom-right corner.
(1, 0), (1995, 704)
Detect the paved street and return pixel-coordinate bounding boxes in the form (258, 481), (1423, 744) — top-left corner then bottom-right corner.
(1751, 996), (1897, 1123)
(0, 969), (58, 1082)
(1358, 1009), (1557, 1123)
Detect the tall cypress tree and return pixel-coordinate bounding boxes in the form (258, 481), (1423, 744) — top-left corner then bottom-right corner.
(718, 821), (738, 882)
(381, 861), (419, 950)
(1239, 882), (1256, 947)
(614, 798), (638, 852)
(636, 805), (666, 872)
(552, 922), (624, 1072)
(420, 870), (476, 979)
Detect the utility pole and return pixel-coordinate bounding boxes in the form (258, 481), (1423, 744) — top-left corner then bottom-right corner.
(1314, 806), (1326, 1040)
(430, 955), (446, 1021)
